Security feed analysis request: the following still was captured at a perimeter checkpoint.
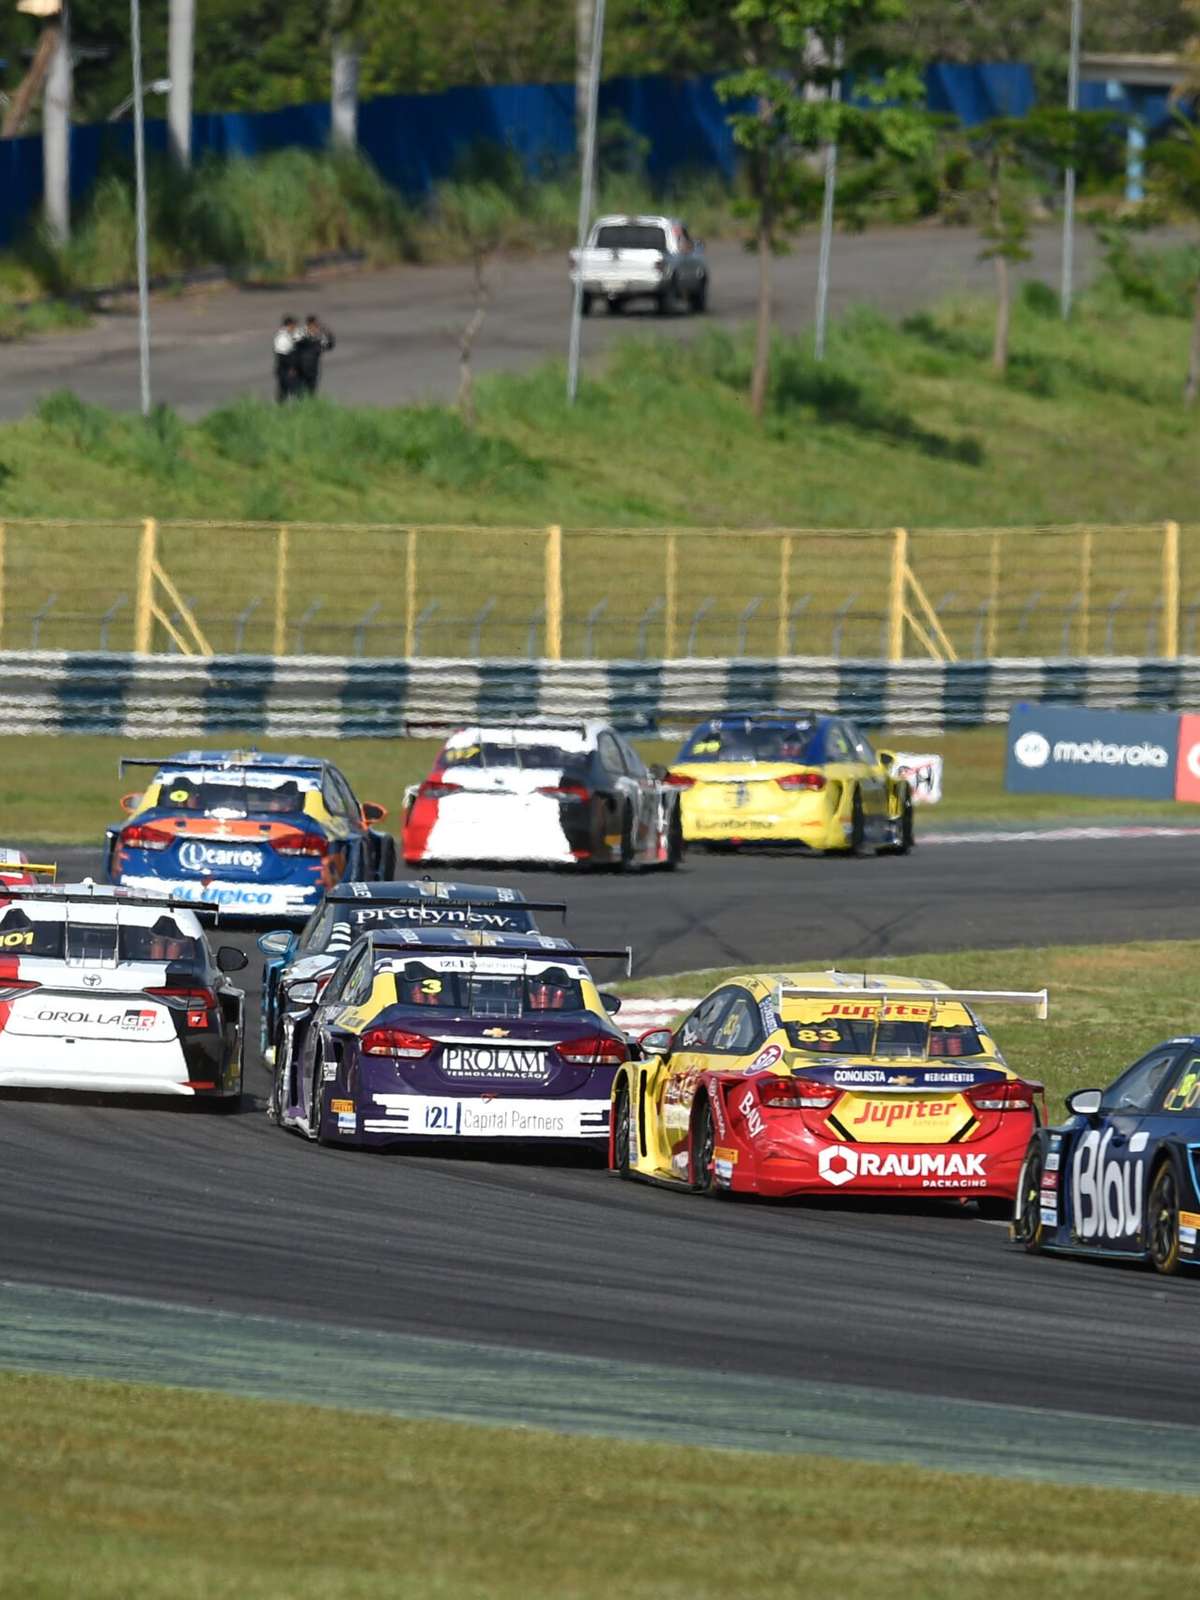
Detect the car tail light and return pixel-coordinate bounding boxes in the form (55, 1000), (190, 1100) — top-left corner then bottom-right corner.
(147, 986), (216, 1029)
(965, 1078), (1036, 1113)
(776, 772), (826, 792)
(664, 771), (695, 789)
(362, 1027), (434, 1058)
(274, 829), (328, 857)
(556, 1033), (628, 1066)
(0, 979), (40, 1000)
(122, 823), (174, 850)
(537, 783), (591, 803)
(418, 779), (462, 800)
(758, 1074), (838, 1109)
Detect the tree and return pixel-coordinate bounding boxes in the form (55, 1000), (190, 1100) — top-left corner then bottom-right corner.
(1148, 116), (1200, 405)
(654, 0), (930, 419)
(432, 181), (521, 425)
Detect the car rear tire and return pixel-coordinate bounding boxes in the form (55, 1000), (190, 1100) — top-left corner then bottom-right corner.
(619, 807), (635, 871)
(691, 1094), (719, 1194)
(1013, 1144), (1045, 1252)
(687, 277), (708, 313)
(1148, 1163), (1183, 1275)
(976, 1196), (1013, 1221)
(581, 291), (594, 316)
(309, 1058), (329, 1144)
(892, 790), (914, 855)
(663, 806), (684, 870)
(613, 1081), (633, 1178)
(848, 789), (867, 857)
(377, 834), (398, 880)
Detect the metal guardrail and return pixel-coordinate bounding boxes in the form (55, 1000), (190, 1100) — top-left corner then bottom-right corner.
(0, 519), (1191, 663)
(2, 650), (1200, 736)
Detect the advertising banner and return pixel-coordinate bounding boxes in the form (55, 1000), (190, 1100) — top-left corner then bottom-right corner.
(1005, 703), (1180, 801)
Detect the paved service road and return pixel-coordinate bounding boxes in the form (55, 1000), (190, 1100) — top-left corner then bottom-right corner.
(1, 830), (1197, 1454)
(0, 223), (1123, 421)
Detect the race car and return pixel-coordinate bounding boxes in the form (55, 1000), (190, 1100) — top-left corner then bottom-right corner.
(666, 711), (915, 854)
(106, 750), (396, 920)
(273, 926), (630, 1148)
(0, 850), (56, 889)
(1014, 1036), (1200, 1275)
(0, 882), (247, 1101)
(257, 879), (561, 1063)
(612, 971), (1048, 1213)
(402, 722), (683, 870)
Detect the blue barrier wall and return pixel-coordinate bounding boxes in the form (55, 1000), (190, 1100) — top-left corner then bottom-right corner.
(0, 63), (1035, 248)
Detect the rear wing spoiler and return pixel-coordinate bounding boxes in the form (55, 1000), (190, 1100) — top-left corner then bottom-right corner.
(3, 884), (221, 922)
(378, 938), (633, 977)
(5, 862), (57, 880)
(326, 892), (568, 922)
(118, 756), (325, 777)
(776, 985), (1049, 1020)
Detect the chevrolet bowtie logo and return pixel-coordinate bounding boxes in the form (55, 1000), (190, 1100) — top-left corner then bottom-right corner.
(483, 1027), (509, 1038)
(893, 1075), (916, 1086)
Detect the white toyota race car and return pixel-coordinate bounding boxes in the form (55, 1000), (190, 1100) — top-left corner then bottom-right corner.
(0, 883), (248, 1101)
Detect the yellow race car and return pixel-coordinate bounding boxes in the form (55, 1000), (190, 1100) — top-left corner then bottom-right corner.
(666, 711), (913, 854)
(611, 970), (1048, 1215)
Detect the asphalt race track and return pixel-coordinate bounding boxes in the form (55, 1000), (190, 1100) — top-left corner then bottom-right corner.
(3, 831), (1199, 1477)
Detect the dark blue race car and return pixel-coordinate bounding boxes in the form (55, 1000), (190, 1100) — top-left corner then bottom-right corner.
(106, 750), (396, 921)
(1014, 1037), (1200, 1275)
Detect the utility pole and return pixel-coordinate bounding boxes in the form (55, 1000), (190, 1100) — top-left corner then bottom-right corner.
(1060, 0), (1082, 319)
(567, 0), (604, 402)
(167, 0), (194, 167)
(131, 0), (152, 415)
(575, 0), (596, 159)
(813, 39), (843, 362)
(42, 0), (70, 244)
(331, 0), (361, 150)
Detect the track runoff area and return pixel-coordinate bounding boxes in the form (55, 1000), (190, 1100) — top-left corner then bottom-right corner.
(4, 718), (1200, 1596)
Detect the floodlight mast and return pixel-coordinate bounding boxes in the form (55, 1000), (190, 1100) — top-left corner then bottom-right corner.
(1061, 0), (1083, 319)
(566, 0), (606, 403)
(130, 0), (152, 415)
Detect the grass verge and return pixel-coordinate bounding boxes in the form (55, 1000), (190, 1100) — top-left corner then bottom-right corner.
(3, 728), (1199, 843)
(0, 1367), (1195, 1599)
(615, 938), (1200, 1115)
(0, 282), (1195, 657)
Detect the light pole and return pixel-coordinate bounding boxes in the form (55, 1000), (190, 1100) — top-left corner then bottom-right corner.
(130, 0), (152, 415)
(1061, 0), (1082, 319)
(813, 40), (843, 362)
(566, 0), (605, 403)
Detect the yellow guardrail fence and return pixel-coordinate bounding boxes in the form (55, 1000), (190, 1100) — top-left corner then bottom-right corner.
(0, 519), (1192, 661)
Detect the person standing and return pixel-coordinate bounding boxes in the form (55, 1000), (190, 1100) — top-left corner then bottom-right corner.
(295, 314), (336, 397)
(273, 314), (300, 403)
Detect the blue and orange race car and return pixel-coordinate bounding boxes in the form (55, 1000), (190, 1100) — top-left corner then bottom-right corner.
(106, 751), (396, 920)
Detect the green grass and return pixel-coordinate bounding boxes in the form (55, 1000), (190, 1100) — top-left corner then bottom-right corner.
(0, 1367), (1196, 1599)
(3, 727), (1198, 844)
(616, 938), (1200, 1115)
(0, 284), (1196, 657)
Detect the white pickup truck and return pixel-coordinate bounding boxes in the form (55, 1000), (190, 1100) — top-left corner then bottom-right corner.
(569, 214), (709, 316)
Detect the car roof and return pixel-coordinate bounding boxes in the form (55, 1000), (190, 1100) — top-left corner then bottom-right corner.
(0, 885), (207, 934)
(372, 929), (577, 956)
(155, 749), (329, 772)
(694, 710), (822, 729)
(443, 722), (607, 753)
(718, 971), (963, 1002)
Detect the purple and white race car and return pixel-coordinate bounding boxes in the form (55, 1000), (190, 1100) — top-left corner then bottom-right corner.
(273, 926), (632, 1149)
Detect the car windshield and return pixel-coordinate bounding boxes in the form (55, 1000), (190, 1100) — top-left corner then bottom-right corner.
(679, 721), (820, 764)
(783, 1007), (985, 1059)
(387, 960), (585, 1017)
(594, 224), (666, 250)
(0, 909), (201, 964)
(440, 743), (589, 774)
(155, 773), (308, 816)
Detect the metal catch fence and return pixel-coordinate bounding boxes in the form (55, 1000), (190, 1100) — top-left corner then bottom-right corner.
(0, 518), (1191, 661)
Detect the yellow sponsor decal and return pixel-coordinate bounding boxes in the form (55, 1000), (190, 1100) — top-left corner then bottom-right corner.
(1179, 1211), (1200, 1229)
(330, 1099), (355, 1114)
(169, 787), (191, 803)
(0, 930), (33, 948)
(444, 744), (481, 763)
(837, 1094), (967, 1143)
(714, 1146), (738, 1164)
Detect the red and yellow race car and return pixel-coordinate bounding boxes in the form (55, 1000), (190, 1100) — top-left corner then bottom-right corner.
(612, 971), (1048, 1216)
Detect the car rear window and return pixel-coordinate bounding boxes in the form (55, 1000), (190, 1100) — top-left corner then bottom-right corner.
(679, 722), (820, 764)
(0, 910), (201, 964)
(440, 743), (589, 774)
(784, 1018), (985, 1058)
(156, 774), (309, 816)
(594, 224), (666, 251)
(388, 960), (585, 1017)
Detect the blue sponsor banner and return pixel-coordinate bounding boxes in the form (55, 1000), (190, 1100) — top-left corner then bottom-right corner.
(1005, 702), (1179, 800)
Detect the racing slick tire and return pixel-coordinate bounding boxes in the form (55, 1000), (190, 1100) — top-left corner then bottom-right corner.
(613, 1081), (634, 1179)
(663, 806), (684, 871)
(309, 1055), (331, 1144)
(377, 834), (398, 880)
(1012, 1143), (1045, 1253)
(690, 1094), (720, 1196)
(1148, 1162), (1183, 1275)
(687, 276), (708, 314)
(618, 807), (635, 872)
(891, 790), (915, 856)
(849, 788), (868, 857)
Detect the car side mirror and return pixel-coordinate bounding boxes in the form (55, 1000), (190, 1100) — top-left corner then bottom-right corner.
(1067, 1088), (1102, 1117)
(361, 801), (388, 824)
(217, 945), (249, 973)
(257, 929), (293, 956)
(638, 1026), (673, 1055)
(287, 980), (320, 1004)
(119, 792), (143, 813)
(599, 991), (622, 1015)
(649, 764), (667, 780)
(877, 750), (895, 769)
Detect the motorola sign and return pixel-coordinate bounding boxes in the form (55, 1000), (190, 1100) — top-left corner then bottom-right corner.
(1005, 703), (1180, 801)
